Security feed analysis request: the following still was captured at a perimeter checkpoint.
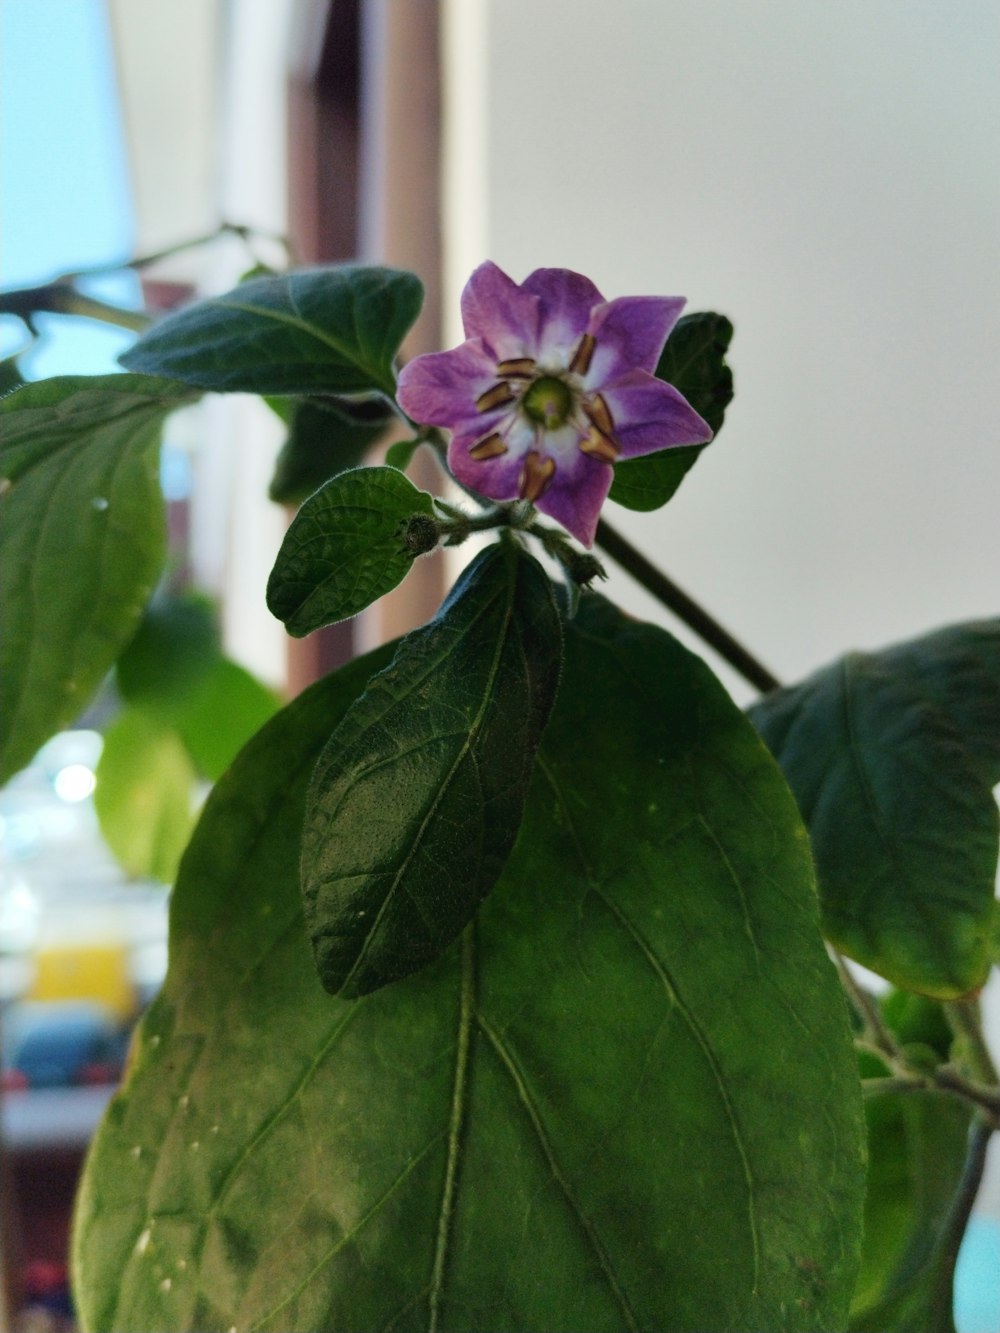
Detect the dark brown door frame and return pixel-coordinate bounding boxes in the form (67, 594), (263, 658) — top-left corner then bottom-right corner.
(286, 0), (446, 693)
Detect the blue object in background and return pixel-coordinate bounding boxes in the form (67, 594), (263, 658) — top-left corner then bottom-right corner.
(0, 0), (138, 378)
(955, 1218), (1000, 1333)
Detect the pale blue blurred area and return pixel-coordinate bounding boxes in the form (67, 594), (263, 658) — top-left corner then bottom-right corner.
(956, 1218), (1000, 1333)
(0, 0), (139, 378)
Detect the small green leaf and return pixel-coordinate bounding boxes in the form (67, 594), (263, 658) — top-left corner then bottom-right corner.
(384, 436), (421, 472)
(749, 621), (1000, 996)
(0, 375), (193, 782)
(118, 594), (279, 781)
(609, 311), (734, 512)
(177, 658), (279, 782)
(94, 707), (197, 884)
(268, 396), (395, 505)
(120, 265), (424, 397)
(302, 542), (563, 996)
(75, 598), (863, 1333)
(117, 594), (220, 714)
(266, 465), (438, 635)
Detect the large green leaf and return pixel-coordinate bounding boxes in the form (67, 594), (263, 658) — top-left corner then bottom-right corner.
(0, 375), (192, 782)
(74, 596), (863, 1333)
(120, 266), (423, 397)
(266, 466), (439, 636)
(302, 541), (563, 996)
(609, 311), (734, 512)
(749, 621), (1000, 996)
(851, 994), (972, 1333)
(268, 396), (395, 506)
(94, 708), (197, 884)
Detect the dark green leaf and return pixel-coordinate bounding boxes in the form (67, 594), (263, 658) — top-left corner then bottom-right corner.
(749, 621), (1000, 996)
(269, 396), (395, 505)
(851, 995), (971, 1333)
(94, 707), (197, 883)
(302, 542), (563, 996)
(609, 311), (734, 512)
(266, 465), (438, 635)
(120, 265), (424, 397)
(878, 621), (1000, 777)
(74, 597), (863, 1333)
(0, 375), (193, 782)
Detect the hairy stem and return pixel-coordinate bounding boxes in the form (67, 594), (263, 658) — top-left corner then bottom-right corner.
(594, 518), (780, 693)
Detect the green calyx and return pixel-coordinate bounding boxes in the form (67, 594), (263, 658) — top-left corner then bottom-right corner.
(521, 375), (572, 430)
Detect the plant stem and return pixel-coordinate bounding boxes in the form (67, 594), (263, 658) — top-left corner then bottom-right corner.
(840, 954), (1000, 1123)
(836, 954), (898, 1052)
(594, 518), (780, 694)
(926, 1115), (993, 1331)
(0, 283), (151, 333)
(946, 998), (1000, 1088)
(0, 220), (292, 338)
(55, 220), (291, 280)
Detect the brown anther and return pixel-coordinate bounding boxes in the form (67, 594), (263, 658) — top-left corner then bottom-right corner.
(568, 332), (596, 376)
(518, 451), (556, 502)
(583, 392), (614, 435)
(496, 357), (536, 378)
(579, 427), (619, 463)
(468, 433), (509, 461)
(476, 382), (516, 413)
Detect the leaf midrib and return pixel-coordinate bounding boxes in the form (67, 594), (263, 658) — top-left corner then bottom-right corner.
(208, 294), (393, 394)
(334, 557), (517, 993)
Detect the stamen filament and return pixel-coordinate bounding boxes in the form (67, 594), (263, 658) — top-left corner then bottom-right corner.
(579, 428), (619, 463)
(583, 392), (614, 435)
(496, 357), (536, 378)
(518, 451), (556, 502)
(468, 433), (509, 461)
(476, 382), (516, 413)
(568, 332), (596, 376)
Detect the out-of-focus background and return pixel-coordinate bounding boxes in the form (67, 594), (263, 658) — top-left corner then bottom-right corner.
(2, 1), (998, 1329)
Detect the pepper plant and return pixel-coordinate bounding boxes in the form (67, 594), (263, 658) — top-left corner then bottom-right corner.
(1, 250), (997, 1333)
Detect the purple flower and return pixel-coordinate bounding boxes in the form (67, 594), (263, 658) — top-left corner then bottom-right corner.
(396, 261), (713, 547)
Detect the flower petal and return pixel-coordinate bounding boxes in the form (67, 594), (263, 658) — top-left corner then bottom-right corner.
(534, 453), (613, 548)
(396, 338), (498, 430)
(522, 267), (605, 367)
(460, 261), (541, 360)
(585, 296), (687, 384)
(600, 369), (713, 459)
(447, 426), (526, 504)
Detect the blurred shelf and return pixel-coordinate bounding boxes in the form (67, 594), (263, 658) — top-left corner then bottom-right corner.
(2, 1086), (115, 1153)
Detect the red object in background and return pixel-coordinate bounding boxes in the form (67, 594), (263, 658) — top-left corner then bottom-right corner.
(24, 1257), (69, 1301)
(74, 1061), (119, 1087)
(1, 1068), (29, 1092)
(7, 1146), (82, 1315)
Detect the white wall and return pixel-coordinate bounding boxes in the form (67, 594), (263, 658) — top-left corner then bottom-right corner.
(449, 0), (1000, 701)
(446, 0), (1000, 1223)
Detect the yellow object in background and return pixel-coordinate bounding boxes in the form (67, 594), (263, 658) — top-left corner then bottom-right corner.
(28, 943), (135, 1020)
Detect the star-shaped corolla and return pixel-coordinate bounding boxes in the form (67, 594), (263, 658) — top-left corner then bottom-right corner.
(396, 261), (714, 546)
